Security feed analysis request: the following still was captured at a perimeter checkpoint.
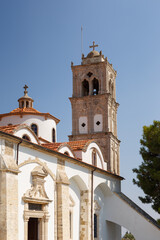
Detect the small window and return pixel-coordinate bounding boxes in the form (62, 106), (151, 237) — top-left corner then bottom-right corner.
(26, 101), (29, 108)
(92, 78), (99, 95)
(52, 128), (56, 142)
(87, 72), (93, 78)
(69, 211), (72, 239)
(22, 135), (30, 141)
(82, 80), (89, 96)
(22, 101), (24, 108)
(29, 203), (42, 211)
(94, 213), (98, 238)
(31, 124), (38, 136)
(92, 150), (97, 166)
(64, 151), (69, 156)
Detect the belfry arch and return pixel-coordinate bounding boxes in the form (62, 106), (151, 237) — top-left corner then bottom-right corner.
(92, 78), (99, 95)
(82, 79), (89, 96)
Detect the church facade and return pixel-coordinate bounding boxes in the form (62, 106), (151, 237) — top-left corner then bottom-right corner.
(0, 43), (159, 240)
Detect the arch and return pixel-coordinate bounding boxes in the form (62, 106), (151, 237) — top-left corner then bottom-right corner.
(103, 192), (160, 239)
(18, 157), (56, 181)
(22, 134), (31, 141)
(94, 182), (113, 197)
(91, 147), (104, 169)
(13, 124), (39, 144)
(64, 151), (70, 156)
(22, 101), (24, 108)
(82, 141), (105, 170)
(26, 101), (29, 108)
(94, 183), (160, 240)
(92, 78), (99, 95)
(82, 80), (89, 96)
(69, 175), (88, 191)
(92, 149), (97, 166)
(31, 123), (38, 136)
(58, 144), (75, 158)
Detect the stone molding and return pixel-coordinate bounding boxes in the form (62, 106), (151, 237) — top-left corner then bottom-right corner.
(19, 157), (56, 181)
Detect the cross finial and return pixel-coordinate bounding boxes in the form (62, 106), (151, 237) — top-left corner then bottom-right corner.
(23, 84), (28, 95)
(89, 41), (98, 51)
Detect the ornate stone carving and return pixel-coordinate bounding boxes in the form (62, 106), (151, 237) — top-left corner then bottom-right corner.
(23, 166), (51, 203)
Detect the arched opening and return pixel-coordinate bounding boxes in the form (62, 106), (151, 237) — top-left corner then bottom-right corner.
(31, 124), (38, 136)
(82, 80), (89, 96)
(92, 78), (99, 95)
(64, 151), (69, 156)
(22, 101), (24, 108)
(52, 128), (56, 142)
(26, 101), (29, 108)
(92, 150), (97, 166)
(22, 135), (30, 141)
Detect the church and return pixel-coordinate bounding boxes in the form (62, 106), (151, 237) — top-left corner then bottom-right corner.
(0, 42), (159, 240)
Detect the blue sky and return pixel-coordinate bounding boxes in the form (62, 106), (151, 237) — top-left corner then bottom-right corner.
(0, 0), (160, 221)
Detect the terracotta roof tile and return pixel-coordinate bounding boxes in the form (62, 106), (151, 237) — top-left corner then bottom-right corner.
(11, 107), (40, 113)
(0, 124), (20, 134)
(42, 139), (92, 152)
(0, 108), (60, 124)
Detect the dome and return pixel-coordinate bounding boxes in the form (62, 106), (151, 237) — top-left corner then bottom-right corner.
(87, 50), (100, 58)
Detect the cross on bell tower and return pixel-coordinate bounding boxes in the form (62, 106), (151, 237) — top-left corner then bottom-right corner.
(89, 41), (98, 51)
(69, 43), (120, 175)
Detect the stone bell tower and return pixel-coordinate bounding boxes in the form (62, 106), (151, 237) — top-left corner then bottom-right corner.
(69, 42), (120, 175)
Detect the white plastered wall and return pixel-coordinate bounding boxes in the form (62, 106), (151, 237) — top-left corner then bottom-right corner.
(14, 128), (38, 144)
(69, 178), (81, 240)
(82, 142), (107, 170)
(58, 146), (74, 158)
(17, 145), (57, 240)
(0, 115), (57, 142)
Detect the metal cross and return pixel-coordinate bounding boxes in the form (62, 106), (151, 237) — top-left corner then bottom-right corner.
(24, 84), (28, 94)
(89, 41), (98, 51)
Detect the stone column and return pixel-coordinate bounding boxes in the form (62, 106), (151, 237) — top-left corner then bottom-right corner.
(0, 168), (19, 240)
(41, 218), (45, 240)
(80, 190), (91, 240)
(56, 159), (70, 240)
(0, 141), (19, 240)
(24, 216), (29, 240)
(44, 216), (49, 240)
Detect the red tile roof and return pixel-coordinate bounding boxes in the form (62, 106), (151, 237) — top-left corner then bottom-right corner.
(11, 107), (40, 113)
(42, 139), (93, 152)
(0, 124), (20, 134)
(0, 108), (60, 124)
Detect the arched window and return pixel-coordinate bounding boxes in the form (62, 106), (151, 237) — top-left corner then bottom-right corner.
(22, 101), (24, 108)
(22, 135), (30, 141)
(92, 78), (99, 95)
(94, 213), (98, 238)
(52, 128), (56, 142)
(92, 150), (97, 166)
(26, 101), (29, 108)
(64, 151), (69, 156)
(82, 80), (89, 96)
(69, 210), (72, 239)
(31, 124), (38, 136)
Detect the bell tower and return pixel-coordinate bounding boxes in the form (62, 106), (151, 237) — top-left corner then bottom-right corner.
(69, 42), (120, 175)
